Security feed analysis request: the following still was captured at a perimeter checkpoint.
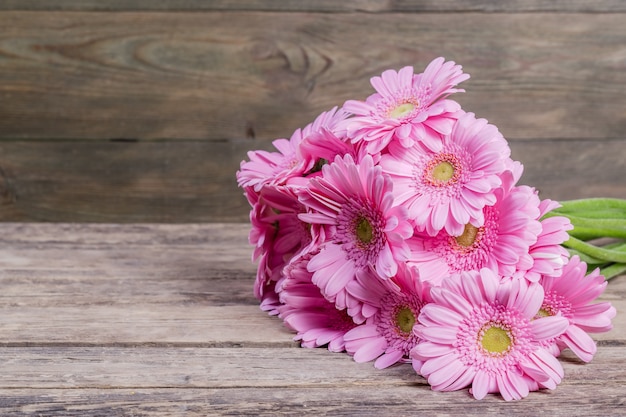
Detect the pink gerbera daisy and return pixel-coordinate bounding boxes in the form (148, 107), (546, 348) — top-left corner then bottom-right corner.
(299, 154), (413, 309)
(538, 256), (616, 362)
(343, 57), (469, 154)
(343, 264), (431, 369)
(412, 269), (570, 401)
(381, 111), (510, 237)
(278, 254), (358, 352)
(407, 180), (543, 285)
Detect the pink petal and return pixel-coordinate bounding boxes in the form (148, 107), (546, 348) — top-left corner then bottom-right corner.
(530, 348), (564, 385)
(434, 287), (473, 316)
(320, 258), (356, 299)
(561, 325), (597, 362)
(376, 242), (397, 278)
(420, 351), (458, 377)
(530, 316), (569, 341)
(420, 304), (463, 327)
(497, 372), (529, 401)
(418, 325), (459, 345)
(411, 341), (454, 360)
(450, 199), (470, 225)
(374, 349), (404, 369)
(429, 357), (467, 391)
(344, 324), (379, 341)
(431, 201), (449, 232)
(471, 371), (492, 400)
(353, 337), (388, 363)
(573, 303), (616, 332)
(445, 366), (478, 392)
(343, 99), (373, 116)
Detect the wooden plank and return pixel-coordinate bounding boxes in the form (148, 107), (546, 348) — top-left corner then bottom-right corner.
(0, 223), (623, 414)
(0, 384), (624, 416)
(0, 139), (624, 222)
(0, 223), (623, 347)
(0, 347), (624, 414)
(0, 140), (255, 222)
(510, 139), (626, 201)
(0, 306), (295, 347)
(1, 0), (625, 12)
(1, 12), (625, 141)
(0, 222), (252, 246)
(0, 347), (424, 389)
(0, 347), (624, 389)
(0, 223), (294, 346)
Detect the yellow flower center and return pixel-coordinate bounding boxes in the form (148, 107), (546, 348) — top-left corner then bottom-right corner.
(456, 223), (480, 247)
(535, 308), (552, 318)
(389, 102), (416, 119)
(481, 325), (512, 354)
(396, 307), (416, 334)
(424, 153), (462, 187)
(432, 161), (455, 182)
(355, 217), (374, 244)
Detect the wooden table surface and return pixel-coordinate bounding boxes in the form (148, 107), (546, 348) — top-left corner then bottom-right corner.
(0, 223), (624, 416)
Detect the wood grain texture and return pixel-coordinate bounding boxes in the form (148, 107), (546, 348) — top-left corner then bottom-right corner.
(1, 0), (626, 12)
(0, 223), (623, 415)
(0, 386), (625, 417)
(1, 11), (625, 141)
(1, 6), (625, 222)
(0, 139), (623, 222)
(1, 346), (625, 389)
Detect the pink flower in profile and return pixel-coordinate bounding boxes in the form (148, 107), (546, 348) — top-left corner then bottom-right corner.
(237, 107), (350, 192)
(278, 254), (358, 352)
(299, 154), (413, 309)
(343, 57), (469, 154)
(412, 269), (570, 401)
(343, 264), (431, 369)
(381, 111), (510, 237)
(522, 199), (573, 282)
(247, 185), (313, 308)
(293, 120), (365, 186)
(407, 180), (543, 285)
(538, 256), (616, 362)
(237, 129), (312, 192)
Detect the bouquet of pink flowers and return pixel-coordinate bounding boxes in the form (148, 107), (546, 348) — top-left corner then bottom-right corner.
(236, 57), (619, 400)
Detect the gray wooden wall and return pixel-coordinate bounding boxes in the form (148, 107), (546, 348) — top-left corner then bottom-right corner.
(1, 1), (625, 222)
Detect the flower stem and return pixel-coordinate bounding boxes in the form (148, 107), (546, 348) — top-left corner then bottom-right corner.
(543, 212), (626, 240)
(566, 248), (610, 266)
(567, 227), (626, 240)
(563, 236), (626, 263)
(550, 198), (626, 280)
(551, 209), (626, 219)
(558, 198), (626, 213)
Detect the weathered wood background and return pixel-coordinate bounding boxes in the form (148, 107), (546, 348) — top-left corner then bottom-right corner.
(0, 223), (624, 415)
(0, 3), (625, 415)
(0, 1), (624, 222)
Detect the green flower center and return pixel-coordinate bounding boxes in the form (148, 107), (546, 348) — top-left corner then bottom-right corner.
(355, 217), (374, 244)
(389, 102), (416, 119)
(456, 223), (480, 247)
(396, 307), (416, 334)
(535, 308), (552, 318)
(481, 325), (512, 354)
(306, 158), (328, 176)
